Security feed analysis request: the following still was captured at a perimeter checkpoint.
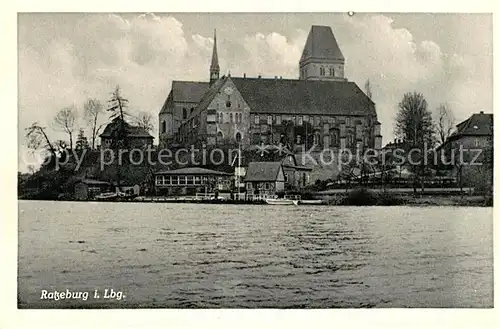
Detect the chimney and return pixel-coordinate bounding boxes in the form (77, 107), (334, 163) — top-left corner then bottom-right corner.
(258, 75), (262, 79)
(480, 110), (484, 114)
(280, 76), (282, 79)
(274, 76), (277, 79)
(243, 73), (246, 78)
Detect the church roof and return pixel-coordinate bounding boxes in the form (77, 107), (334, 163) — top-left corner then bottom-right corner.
(159, 81), (209, 114)
(300, 25), (344, 63)
(231, 77), (375, 116)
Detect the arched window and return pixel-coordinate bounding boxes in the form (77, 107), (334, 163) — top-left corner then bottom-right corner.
(230, 113), (233, 123)
(329, 67), (335, 76)
(182, 108), (187, 120)
(190, 107), (194, 114)
(235, 132), (242, 144)
(348, 131), (355, 147)
(320, 67), (325, 76)
(331, 129), (339, 147)
(161, 120), (166, 133)
(217, 131), (224, 144)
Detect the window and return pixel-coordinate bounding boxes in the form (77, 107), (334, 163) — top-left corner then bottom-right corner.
(348, 131), (355, 147)
(217, 131), (224, 143)
(304, 115), (309, 122)
(320, 67), (325, 76)
(329, 67), (335, 76)
(161, 120), (166, 133)
(276, 115), (282, 125)
(182, 108), (187, 120)
(298, 116), (303, 126)
(226, 100), (231, 108)
(155, 176), (162, 186)
(235, 132), (242, 144)
(475, 139), (480, 147)
(194, 176), (201, 185)
(331, 129), (339, 147)
(313, 133), (320, 145)
(264, 182), (270, 190)
(267, 115), (272, 125)
(230, 113), (233, 123)
(255, 115), (260, 125)
(190, 107), (194, 114)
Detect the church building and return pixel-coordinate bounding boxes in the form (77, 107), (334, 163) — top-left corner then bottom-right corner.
(158, 25), (382, 151)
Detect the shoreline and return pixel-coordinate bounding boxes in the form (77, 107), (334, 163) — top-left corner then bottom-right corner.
(18, 194), (492, 207)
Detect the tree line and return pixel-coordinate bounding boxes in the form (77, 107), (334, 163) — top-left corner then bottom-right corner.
(25, 85), (155, 156)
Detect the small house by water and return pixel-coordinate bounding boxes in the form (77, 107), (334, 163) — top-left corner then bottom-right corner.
(74, 178), (111, 200)
(244, 162), (285, 197)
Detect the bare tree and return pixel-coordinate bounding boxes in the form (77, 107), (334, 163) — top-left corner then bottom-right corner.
(83, 98), (105, 149)
(134, 111), (154, 133)
(25, 122), (56, 155)
(435, 103), (455, 145)
(53, 106), (77, 149)
(395, 92), (435, 192)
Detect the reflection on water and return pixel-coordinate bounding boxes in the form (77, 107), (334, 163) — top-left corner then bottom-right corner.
(18, 201), (493, 308)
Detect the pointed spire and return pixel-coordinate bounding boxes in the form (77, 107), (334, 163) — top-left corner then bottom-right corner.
(210, 29), (220, 84)
(211, 29), (220, 69)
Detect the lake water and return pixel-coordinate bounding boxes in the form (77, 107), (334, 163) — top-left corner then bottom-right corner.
(18, 201), (493, 308)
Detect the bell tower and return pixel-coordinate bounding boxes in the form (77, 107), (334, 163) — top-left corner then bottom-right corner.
(299, 25), (346, 81)
(210, 29), (220, 85)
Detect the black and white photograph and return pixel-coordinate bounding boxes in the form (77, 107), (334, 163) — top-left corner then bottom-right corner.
(6, 5), (496, 326)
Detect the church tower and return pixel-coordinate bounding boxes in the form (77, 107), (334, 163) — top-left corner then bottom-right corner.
(210, 29), (220, 85)
(299, 25), (346, 81)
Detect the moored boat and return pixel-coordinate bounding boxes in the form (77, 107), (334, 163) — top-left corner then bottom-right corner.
(298, 199), (325, 205)
(95, 191), (134, 202)
(265, 198), (299, 205)
(95, 192), (119, 201)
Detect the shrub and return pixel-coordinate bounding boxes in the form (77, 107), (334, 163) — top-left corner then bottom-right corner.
(375, 191), (405, 205)
(341, 188), (376, 206)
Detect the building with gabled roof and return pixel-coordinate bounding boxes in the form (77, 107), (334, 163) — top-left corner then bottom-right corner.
(438, 111), (493, 153)
(244, 161), (285, 195)
(436, 111), (493, 194)
(159, 25), (382, 151)
(100, 117), (154, 149)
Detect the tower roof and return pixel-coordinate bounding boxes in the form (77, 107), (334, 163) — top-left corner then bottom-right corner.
(300, 25), (344, 63)
(210, 29), (220, 71)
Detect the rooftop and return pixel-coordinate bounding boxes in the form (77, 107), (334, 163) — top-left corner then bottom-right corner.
(245, 162), (283, 182)
(300, 25), (345, 63)
(155, 167), (232, 176)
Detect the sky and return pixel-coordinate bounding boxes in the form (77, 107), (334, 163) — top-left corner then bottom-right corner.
(18, 12), (492, 171)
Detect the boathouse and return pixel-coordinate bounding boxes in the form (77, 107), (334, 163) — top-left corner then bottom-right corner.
(244, 162), (285, 196)
(74, 178), (111, 200)
(154, 167), (232, 195)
